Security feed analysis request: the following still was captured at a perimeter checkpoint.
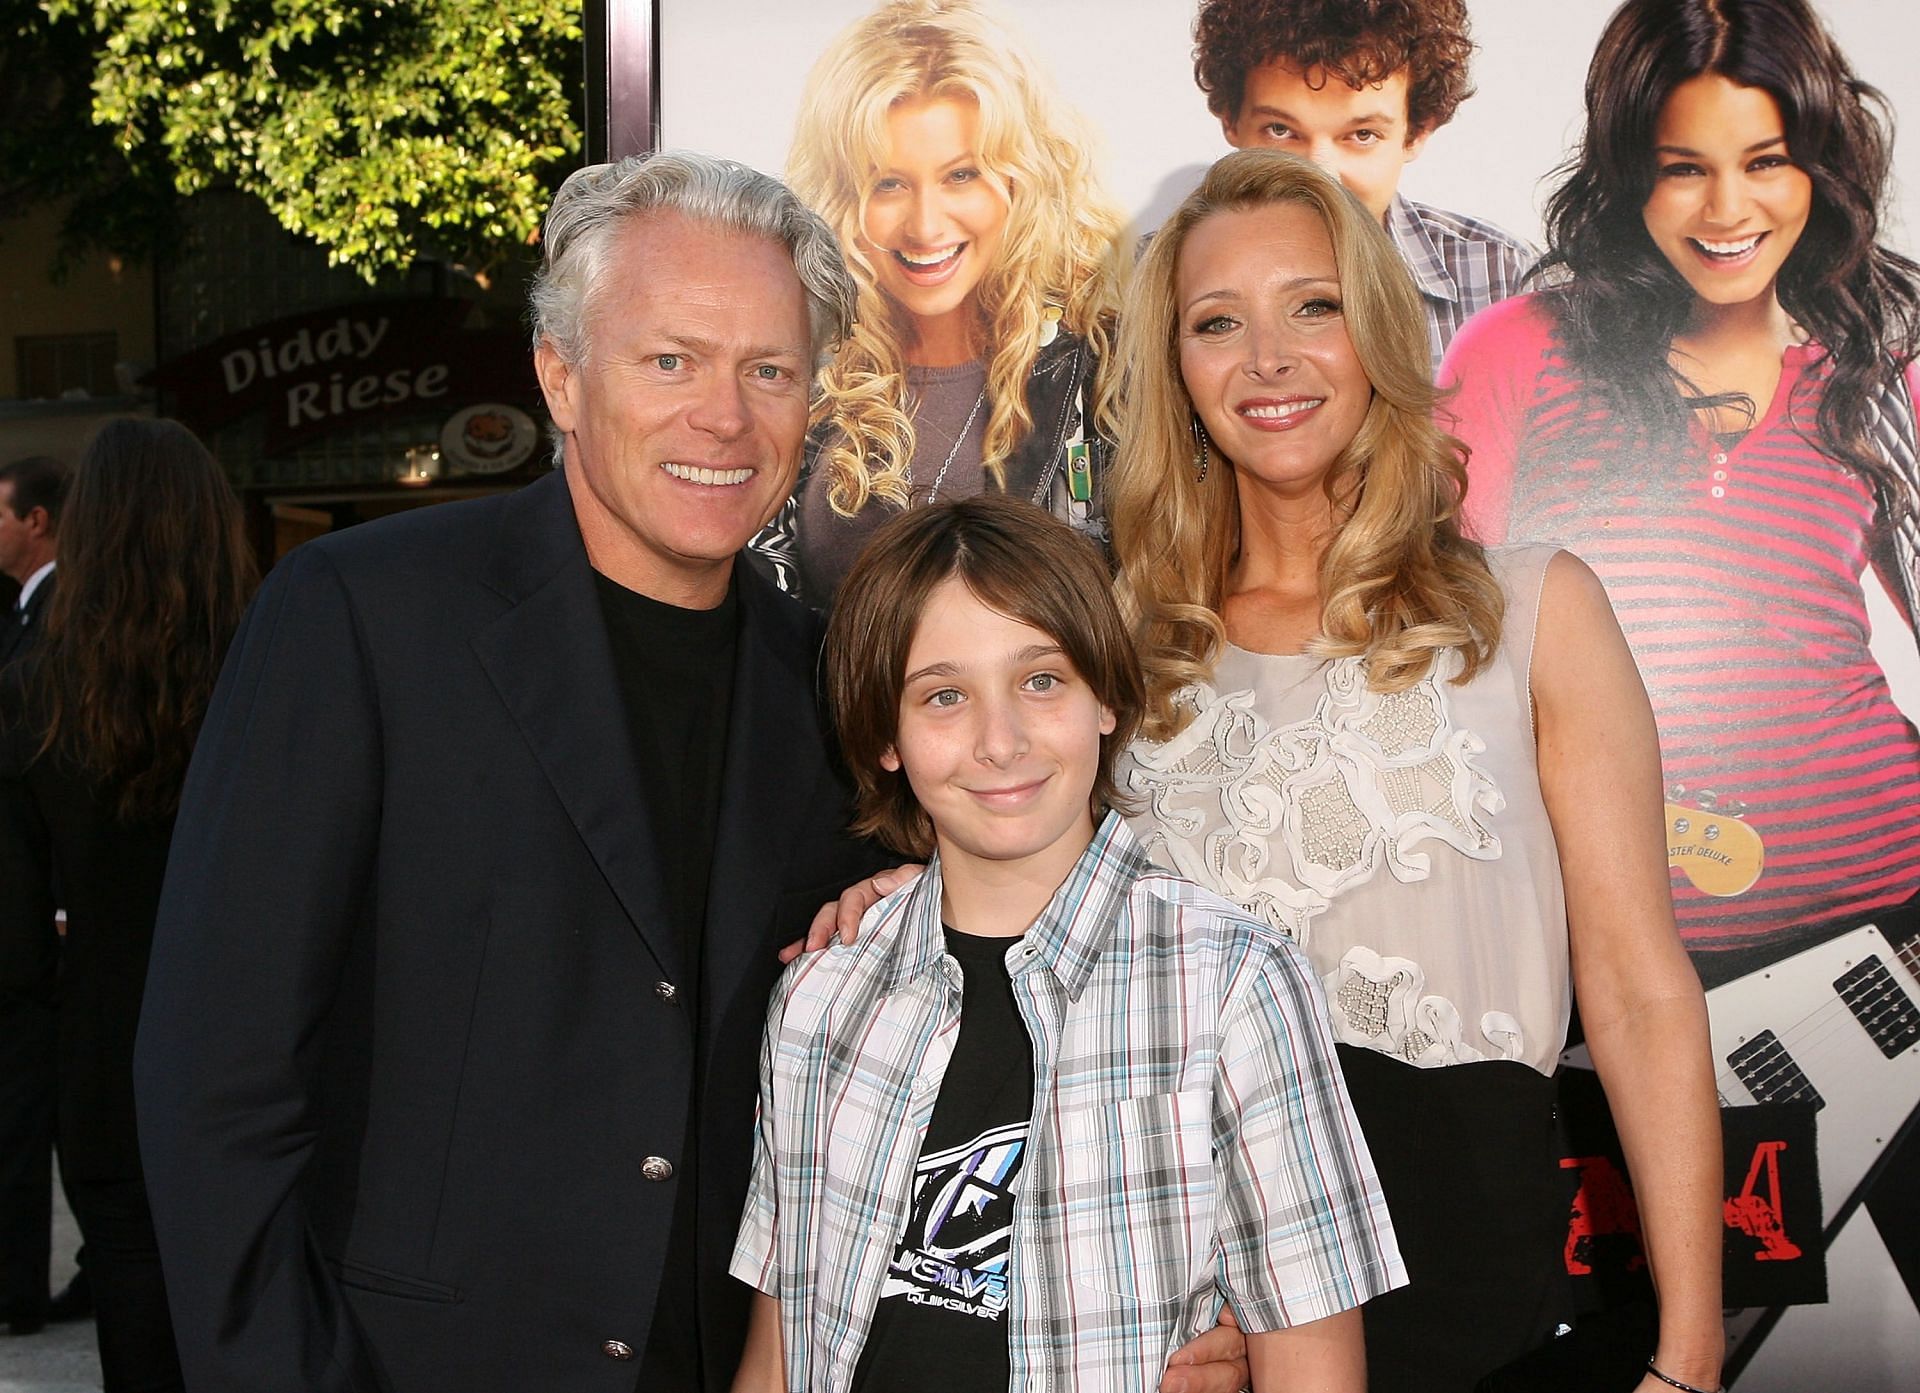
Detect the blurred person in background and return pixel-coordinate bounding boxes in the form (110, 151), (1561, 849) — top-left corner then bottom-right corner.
(0, 451), (74, 1337)
(0, 455), (67, 667)
(0, 418), (256, 1391)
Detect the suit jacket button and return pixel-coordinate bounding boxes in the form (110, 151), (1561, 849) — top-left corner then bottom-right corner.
(654, 981), (677, 1001)
(602, 1339), (634, 1360)
(641, 1155), (674, 1182)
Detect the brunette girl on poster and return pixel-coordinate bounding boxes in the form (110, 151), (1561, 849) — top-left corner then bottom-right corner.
(1440, 0), (1920, 982)
(748, 0), (1127, 605)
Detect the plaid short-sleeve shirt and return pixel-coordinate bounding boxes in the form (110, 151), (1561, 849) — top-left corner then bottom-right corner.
(1388, 194), (1539, 373)
(731, 813), (1405, 1392)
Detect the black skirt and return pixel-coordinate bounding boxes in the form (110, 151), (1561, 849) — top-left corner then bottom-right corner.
(1336, 1043), (1568, 1393)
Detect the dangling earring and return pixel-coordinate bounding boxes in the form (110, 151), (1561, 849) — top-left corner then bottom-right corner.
(1189, 413), (1211, 485)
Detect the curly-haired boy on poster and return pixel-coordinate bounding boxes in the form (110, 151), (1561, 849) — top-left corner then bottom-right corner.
(1193, 0), (1534, 370)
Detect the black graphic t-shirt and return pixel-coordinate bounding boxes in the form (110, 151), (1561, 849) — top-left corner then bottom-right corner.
(849, 928), (1037, 1393)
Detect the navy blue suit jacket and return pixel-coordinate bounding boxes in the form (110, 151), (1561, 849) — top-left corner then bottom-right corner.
(0, 571), (52, 669)
(136, 469), (880, 1391)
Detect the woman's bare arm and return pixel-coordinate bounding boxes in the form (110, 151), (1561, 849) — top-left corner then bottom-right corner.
(1244, 1307), (1365, 1393)
(1532, 551), (1724, 1393)
(730, 1290), (785, 1393)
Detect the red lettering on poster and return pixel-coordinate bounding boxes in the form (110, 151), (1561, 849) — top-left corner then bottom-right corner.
(1561, 1154), (1646, 1276)
(1562, 1139), (1804, 1279)
(1723, 1140), (1801, 1262)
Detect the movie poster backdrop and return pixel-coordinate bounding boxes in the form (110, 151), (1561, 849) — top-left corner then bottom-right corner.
(633, 1), (1920, 1385)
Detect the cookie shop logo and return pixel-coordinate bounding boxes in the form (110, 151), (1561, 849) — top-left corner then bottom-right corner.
(219, 317), (449, 428)
(441, 404), (538, 475)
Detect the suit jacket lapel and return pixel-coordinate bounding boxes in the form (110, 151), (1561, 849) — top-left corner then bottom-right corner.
(26, 576), (53, 626)
(703, 565), (819, 998)
(470, 470), (682, 984)
(0, 574), (53, 668)
(0, 612), (23, 667)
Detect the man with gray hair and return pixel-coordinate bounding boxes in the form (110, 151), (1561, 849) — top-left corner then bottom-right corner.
(135, 151), (887, 1391)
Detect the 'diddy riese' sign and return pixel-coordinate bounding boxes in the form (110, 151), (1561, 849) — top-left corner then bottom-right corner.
(149, 299), (536, 456)
(218, 318), (448, 426)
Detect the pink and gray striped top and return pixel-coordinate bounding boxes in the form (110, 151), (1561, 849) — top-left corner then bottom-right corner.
(1440, 293), (1920, 961)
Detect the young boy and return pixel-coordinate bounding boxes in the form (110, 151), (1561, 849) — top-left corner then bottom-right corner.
(1193, 0), (1534, 369)
(729, 496), (1404, 1392)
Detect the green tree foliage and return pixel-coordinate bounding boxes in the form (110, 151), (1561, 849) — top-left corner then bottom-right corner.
(39, 0), (584, 279)
(1, 0), (178, 273)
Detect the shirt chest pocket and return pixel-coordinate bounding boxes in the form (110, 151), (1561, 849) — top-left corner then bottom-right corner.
(1056, 1089), (1215, 1304)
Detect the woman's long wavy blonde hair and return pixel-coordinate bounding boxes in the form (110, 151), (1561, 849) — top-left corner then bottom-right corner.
(787, 0), (1127, 515)
(1108, 150), (1505, 739)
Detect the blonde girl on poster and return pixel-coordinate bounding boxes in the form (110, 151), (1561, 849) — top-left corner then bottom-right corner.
(749, 0), (1128, 605)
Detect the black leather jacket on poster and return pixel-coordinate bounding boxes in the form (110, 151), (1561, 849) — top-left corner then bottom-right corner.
(747, 327), (1112, 607)
(1866, 365), (1920, 636)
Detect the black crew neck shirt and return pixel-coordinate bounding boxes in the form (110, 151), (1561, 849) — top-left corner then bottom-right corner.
(592, 568), (739, 995)
(849, 926), (1036, 1393)
(592, 568), (739, 1391)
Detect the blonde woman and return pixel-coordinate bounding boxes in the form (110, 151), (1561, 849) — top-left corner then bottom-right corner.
(750, 0), (1127, 604)
(1110, 151), (1724, 1393)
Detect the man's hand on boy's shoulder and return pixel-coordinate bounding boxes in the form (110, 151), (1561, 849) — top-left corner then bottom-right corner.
(780, 864), (927, 963)
(1162, 1304), (1250, 1393)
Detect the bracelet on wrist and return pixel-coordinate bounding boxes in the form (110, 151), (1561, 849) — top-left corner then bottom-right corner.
(1645, 1358), (1724, 1393)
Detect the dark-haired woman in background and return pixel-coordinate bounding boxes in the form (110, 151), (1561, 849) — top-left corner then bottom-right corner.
(0, 418), (257, 1392)
(1441, 0), (1920, 980)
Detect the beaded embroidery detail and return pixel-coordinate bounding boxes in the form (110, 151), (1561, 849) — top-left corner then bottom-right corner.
(1124, 653), (1504, 948)
(1323, 946), (1527, 1064)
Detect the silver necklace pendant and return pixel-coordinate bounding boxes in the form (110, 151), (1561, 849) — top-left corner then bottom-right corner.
(923, 384), (990, 502)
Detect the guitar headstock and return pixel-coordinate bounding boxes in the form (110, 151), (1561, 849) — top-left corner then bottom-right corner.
(1666, 801), (1764, 897)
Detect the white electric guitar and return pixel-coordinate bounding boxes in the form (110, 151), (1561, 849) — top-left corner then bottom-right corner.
(1706, 922), (1920, 1232)
(1705, 924), (1920, 1383)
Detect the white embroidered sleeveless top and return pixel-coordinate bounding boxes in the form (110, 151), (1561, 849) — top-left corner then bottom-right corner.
(1119, 545), (1569, 1076)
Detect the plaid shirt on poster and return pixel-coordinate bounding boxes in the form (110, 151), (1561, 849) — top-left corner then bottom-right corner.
(1388, 193), (1539, 373)
(730, 812), (1406, 1393)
